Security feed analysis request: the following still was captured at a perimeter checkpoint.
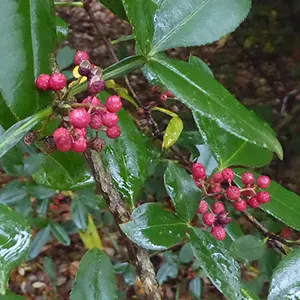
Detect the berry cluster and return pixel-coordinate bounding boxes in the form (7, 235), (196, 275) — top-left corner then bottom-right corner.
(192, 163), (271, 240)
(151, 86), (174, 102)
(36, 73), (67, 91)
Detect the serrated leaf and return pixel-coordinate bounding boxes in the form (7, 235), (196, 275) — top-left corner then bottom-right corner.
(163, 117), (183, 149)
(157, 261), (178, 285)
(28, 225), (51, 260)
(70, 248), (118, 300)
(190, 227), (242, 300)
(120, 203), (187, 250)
(50, 222), (71, 246)
(164, 161), (201, 221)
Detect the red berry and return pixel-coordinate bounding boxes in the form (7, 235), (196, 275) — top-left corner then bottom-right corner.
(36, 74), (50, 90)
(88, 76), (106, 94)
(49, 73), (66, 91)
(209, 184), (223, 199)
(102, 112), (119, 128)
(202, 212), (216, 226)
(216, 211), (231, 226)
(241, 172), (255, 185)
(257, 176), (271, 189)
(74, 50), (90, 65)
(165, 90), (174, 98)
(242, 186), (255, 197)
(73, 128), (86, 139)
(106, 126), (121, 139)
(70, 108), (91, 129)
(281, 228), (292, 239)
(222, 168), (234, 182)
(160, 94), (168, 102)
(78, 60), (92, 76)
(106, 95), (122, 113)
(234, 200), (247, 212)
(89, 113), (103, 130)
(82, 96), (101, 111)
(53, 127), (72, 152)
(72, 137), (87, 153)
(247, 196), (260, 208)
(197, 200), (208, 214)
(212, 172), (223, 183)
(211, 202), (225, 214)
(257, 191), (270, 204)
(192, 163), (206, 180)
(211, 226), (226, 240)
(226, 186), (240, 200)
(53, 127), (69, 141)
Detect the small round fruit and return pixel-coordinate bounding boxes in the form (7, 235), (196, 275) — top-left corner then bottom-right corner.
(102, 112), (119, 128)
(70, 108), (91, 129)
(241, 172), (255, 185)
(257, 191), (270, 204)
(53, 128), (72, 152)
(160, 93), (168, 102)
(192, 163), (206, 180)
(234, 200), (247, 212)
(247, 196), (260, 208)
(209, 184), (223, 199)
(222, 168), (234, 181)
(281, 228), (292, 239)
(89, 113), (103, 130)
(53, 127), (70, 142)
(49, 73), (66, 91)
(78, 60), (92, 76)
(216, 211), (231, 225)
(211, 226), (226, 240)
(106, 95), (122, 113)
(73, 128), (87, 139)
(226, 186), (240, 200)
(197, 200), (208, 214)
(257, 175), (271, 189)
(88, 76), (106, 94)
(212, 172), (223, 183)
(106, 126), (121, 139)
(74, 50), (90, 65)
(72, 137), (87, 153)
(211, 201), (225, 214)
(89, 138), (106, 151)
(202, 212), (216, 226)
(165, 90), (174, 98)
(36, 74), (50, 90)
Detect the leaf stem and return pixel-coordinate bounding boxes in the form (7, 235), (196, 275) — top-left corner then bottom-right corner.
(54, 1), (84, 8)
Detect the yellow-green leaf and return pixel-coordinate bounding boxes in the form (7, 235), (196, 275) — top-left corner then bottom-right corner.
(163, 117), (183, 149)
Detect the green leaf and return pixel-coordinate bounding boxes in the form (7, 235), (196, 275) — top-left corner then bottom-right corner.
(0, 291), (25, 299)
(56, 46), (76, 70)
(120, 203), (187, 250)
(100, 0), (127, 20)
(71, 198), (89, 230)
(44, 257), (57, 288)
(28, 225), (51, 260)
(234, 169), (300, 231)
(179, 243), (194, 264)
(0, 205), (31, 294)
(190, 227), (242, 300)
(56, 16), (69, 43)
(113, 263), (136, 286)
(230, 235), (265, 262)
(188, 55), (214, 77)
(150, 0), (251, 54)
(70, 248), (118, 300)
(164, 161), (201, 222)
(0, 0), (56, 128)
(102, 109), (158, 207)
(196, 144), (218, 176)
(157, 260), (178, 285)
(28, 185), (56, 200)
(163, 117), (183, 149)
(269, 249), (300, 300)
(50, 222), (71, 246)
(145, 55), (283, 159)
(0, 180), (27, 205)
(189, 277), (202, 300)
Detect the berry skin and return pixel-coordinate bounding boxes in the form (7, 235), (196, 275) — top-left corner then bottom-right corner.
(106, 126), (121, 139)
(281, 228), (292, 239)
(74, 50), (90, 65)
(247, 196), (260, 208)
(241, 172), (255, 185)
(72, 137), (87, 153)
(49, 73), (66, 91)
(36, 74), (50, 90)
(82, 96), (101, 111)
(192, 163), (206, 180)
(69, 108), (91, 129)
(102, 112), (119, 128)
(222, 168), (235, 182)
(257, 176), (271, 189)
(202, 212), (216, 226)
(73, 128), (86, 139)
(53, 127), (72, 152)
(216, 211), (231, 226)
(211, 202), (225, 214)
(89, 138), (106, 151)
(234, 200), (247, 212)
(211, 226), (226, 240)
(226, 186), (240, 200)
(24, 132), (37, 145)
(209, 184), (223, 200)
(165, 90), (174, 98)
(160, 93), (168, 102)
(212, 172), (223, 183)
(197, 200), (208, 214)
(88, 76), (106, 94)
(257, 191), (270, 204)
(89, 113), (103, 130)
(106, 95), (122, 113)
(242, 186), (255, 197)
(78, 60), (92, 76)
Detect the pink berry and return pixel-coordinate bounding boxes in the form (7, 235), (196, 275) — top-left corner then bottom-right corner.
(72, 137), (87, 153)
(197, 200), (208, 214)
(74, 50), (90, 65)
(70, 108), (91, 129)
(257, 176), (271, 189)
(53, 127), (69, 141)
(102, 112), (119, 128)
(165, 90), (174, 98)
(192, 163), (206, 180)
(242, 186), (255, 197)
(49, 73), (66, 91)
(73, 128), (86, 139)
(82, 96), (101, 111)
(226, 186), (240, 200)
(88, 76), (106, 94)
(209, 184), (223, 200)
(90, 113), (103, 130)
(281, 228), (292, 239)
(241, 172), (255, 185)
(212, 172), (223, 183)
(53, 128), (72, 152)
(211, 202), (225, 214)
(106, 126), (121, 139)
(160, 94), (168, 102)
(211, 226), (226, 240)
(257, 191), (270, 204)
(234, 200), (247, 212)
(36, 74), (50, 90)
(202, 212), (216, 226)
(222, 168), (234, 182)
(106, 95), (122, 113)
(248, 196), (260, 208)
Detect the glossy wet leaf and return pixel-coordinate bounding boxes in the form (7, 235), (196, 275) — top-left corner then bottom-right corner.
(146, 55), (282, 159)
(189, 55), (214, 77)
(190, 227), (242, 300)
(100, 0), (127, 20)
(56, 46), (76, 70)
(120, 203), (187, 250)
(71, 197), (89, 231)
(235, 169), (300, 231)
(157, 260), (178, 285)
(0, 205), (31, 294)
(268, 249), (300, 300)
(50, 222), (70, 246)
(28, 185), (56, 200)
(179, 243), (194, 264)
(163, 117), (183, 149)
(195, 144), (218, 176)
(150, 0), (251, 54)
(102, 109), (158, 207)
(56, 16), (69, 43)
(70, 248), (117, 300)
(0, 0), (56, 128)
(189, 277), (202, 299)
(28, 225), (51, 260)
(164, 161), (201, 221)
